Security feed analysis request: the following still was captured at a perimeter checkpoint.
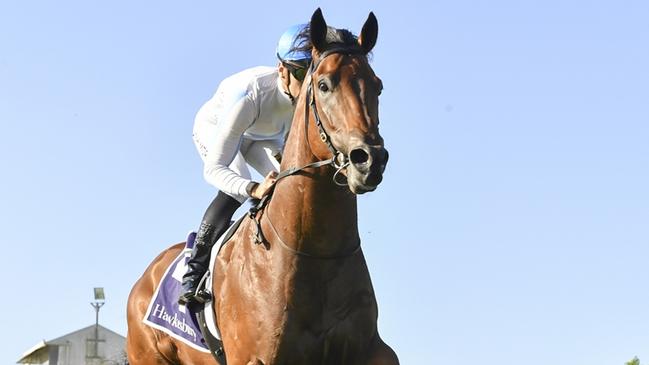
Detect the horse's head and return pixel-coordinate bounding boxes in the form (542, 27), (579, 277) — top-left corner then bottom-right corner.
(305, 9), (388, 194)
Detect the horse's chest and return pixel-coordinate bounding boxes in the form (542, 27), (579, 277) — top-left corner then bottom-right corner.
(274, 309), (377, 364)
(269, 268), (378, 363)
(217, 240), (379, 363)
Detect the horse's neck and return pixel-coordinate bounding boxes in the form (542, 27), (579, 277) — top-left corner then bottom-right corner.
(267, 105), (359, 255)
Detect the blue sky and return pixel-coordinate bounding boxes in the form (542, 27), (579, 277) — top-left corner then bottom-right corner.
(1, 0), (648, 364)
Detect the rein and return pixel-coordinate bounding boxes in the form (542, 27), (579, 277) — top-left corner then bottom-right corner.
(264, 209), (361, 259)
(248, 46), (365, 259)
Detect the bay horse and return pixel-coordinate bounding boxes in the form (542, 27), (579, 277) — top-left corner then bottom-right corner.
(127, 8), (399, 365)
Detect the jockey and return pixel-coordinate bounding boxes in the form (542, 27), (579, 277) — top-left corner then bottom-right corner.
(179, 24), (312, 306)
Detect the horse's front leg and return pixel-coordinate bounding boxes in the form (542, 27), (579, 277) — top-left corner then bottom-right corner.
(365, 337), (399, 365)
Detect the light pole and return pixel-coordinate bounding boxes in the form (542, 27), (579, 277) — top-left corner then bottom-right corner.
(90, 287), (105, 359)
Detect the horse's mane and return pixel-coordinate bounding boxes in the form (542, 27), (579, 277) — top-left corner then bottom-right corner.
(290, 25), (370, 59)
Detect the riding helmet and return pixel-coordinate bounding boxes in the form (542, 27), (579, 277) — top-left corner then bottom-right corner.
(276, 23), (312, 62)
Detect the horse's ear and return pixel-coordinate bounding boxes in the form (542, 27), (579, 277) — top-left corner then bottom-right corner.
(310, 8), (328, 52)
(359, 12), (378, 54)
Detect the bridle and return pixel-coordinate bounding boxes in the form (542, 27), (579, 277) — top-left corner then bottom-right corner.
(248, 46), (367, 258)
(304, 46), (366, 185)
(265, 46), (367, 193)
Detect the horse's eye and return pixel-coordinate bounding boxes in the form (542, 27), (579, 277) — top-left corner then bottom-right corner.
(318, 81), (329, 92)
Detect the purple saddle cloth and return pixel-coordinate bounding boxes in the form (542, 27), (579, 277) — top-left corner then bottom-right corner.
(142, 232), (210, 352)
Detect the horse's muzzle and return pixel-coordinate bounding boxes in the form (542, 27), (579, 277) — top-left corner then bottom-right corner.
(347, 144), (389, 194)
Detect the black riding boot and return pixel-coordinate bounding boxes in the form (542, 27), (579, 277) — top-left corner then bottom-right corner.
(178, 192), (242, 306)
(178, 222), (218, 305)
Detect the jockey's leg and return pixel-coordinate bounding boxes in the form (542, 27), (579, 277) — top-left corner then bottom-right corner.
(178, 191), (241, 305)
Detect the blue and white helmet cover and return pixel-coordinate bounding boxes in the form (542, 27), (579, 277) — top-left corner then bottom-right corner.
(276, 23), (312, 62)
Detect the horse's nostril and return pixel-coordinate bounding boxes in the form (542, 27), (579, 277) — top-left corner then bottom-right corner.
(350, 149), (370, 165)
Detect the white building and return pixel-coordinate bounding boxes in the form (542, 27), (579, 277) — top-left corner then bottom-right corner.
(17, 324), (126, 365)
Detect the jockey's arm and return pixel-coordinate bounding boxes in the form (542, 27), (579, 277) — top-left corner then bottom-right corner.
(201, 93), (257, 199)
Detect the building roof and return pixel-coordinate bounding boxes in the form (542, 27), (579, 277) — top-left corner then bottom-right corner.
(16, 324), (125, 364)
(48, 324), (125, 344)
(17, 341), (48, 364)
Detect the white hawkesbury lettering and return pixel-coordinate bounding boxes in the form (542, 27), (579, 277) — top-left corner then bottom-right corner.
(153, 304), (197, 341)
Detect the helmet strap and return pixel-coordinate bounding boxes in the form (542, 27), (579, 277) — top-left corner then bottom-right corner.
(282, 67), (297, 105)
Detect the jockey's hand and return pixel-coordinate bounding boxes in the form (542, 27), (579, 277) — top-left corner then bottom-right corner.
(251, 171), (278, 199)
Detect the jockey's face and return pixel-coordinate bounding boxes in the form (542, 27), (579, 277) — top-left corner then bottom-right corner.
(278, 62), (307, 103)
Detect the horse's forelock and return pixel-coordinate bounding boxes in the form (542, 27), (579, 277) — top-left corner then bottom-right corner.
(290, 26), (367, 60)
